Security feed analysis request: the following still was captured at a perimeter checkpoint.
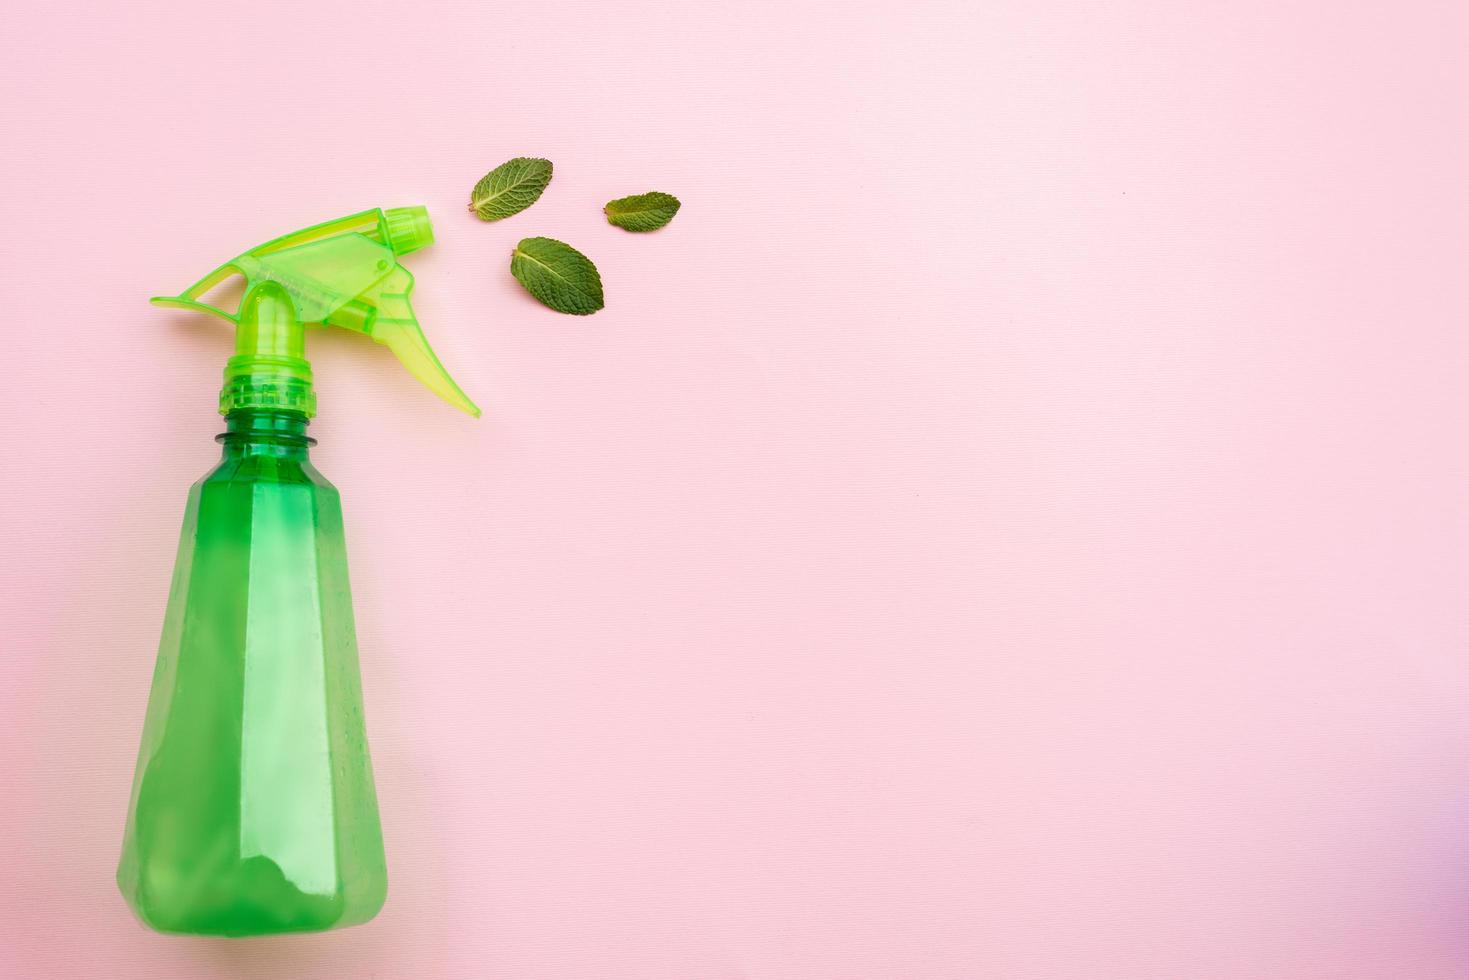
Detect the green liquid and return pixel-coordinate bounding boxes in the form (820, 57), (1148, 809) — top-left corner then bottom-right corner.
(118, 411), (386, 936)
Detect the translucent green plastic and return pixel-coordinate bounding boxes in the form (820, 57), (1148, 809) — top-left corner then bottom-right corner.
(120, 206), (477, 935)
(118, 412), (385, 935)
(151, 205), (480, 418)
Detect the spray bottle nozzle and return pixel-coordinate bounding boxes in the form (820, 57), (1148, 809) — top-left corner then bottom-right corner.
(383, 206), (434, 255)
(151, 206), (480, 418)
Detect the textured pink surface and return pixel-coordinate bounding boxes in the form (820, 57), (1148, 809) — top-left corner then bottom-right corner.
(2, 0), (1469, 977)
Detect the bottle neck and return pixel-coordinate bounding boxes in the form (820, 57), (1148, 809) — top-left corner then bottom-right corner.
(217, 409), (315, 460)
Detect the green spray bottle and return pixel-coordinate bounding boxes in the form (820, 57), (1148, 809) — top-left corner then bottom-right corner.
(117, 207), (478, 936)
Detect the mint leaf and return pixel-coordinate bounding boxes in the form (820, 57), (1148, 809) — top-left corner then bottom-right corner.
(510, 238), (604, 315)
(470, 157), (553, 221)
(604, 191), (681, 232)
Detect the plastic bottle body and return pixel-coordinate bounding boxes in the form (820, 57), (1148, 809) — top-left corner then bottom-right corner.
(117, 411), (386, 936)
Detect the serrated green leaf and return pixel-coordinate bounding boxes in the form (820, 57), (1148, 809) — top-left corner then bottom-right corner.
(604, 191), (681, 232)
(510, 237), (604, 315)
(470, 157), (553, 221)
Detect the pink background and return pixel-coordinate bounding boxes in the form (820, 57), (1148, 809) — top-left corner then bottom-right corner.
(2, 0), (1468, 977)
